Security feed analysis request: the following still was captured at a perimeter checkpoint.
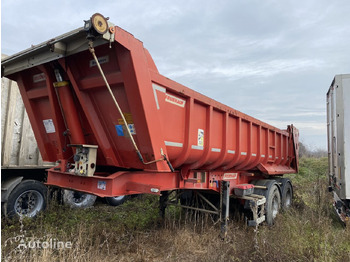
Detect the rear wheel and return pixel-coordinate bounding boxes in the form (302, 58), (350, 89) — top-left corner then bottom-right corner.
(275, 178), (293, 210)
(6, 180), (47, 218)
(282, 182), (293, 209)
(266, 184), (281, 225)
(105, 195), (129, 206)
(63, 190), (97, 208)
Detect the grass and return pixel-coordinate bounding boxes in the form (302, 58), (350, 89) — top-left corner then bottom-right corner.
(2, 157), (350, 261)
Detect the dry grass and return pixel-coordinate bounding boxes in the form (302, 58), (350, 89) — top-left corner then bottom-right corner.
(2, 157), (350, 261)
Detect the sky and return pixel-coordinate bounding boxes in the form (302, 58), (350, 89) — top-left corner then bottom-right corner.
(2, 0), (350, 151)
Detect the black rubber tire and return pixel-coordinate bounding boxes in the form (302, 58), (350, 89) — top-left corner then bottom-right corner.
(6, 180), (47, 218)
(63, 189), (97, 208)
(265, 184), (281, 225)
(274, 178), (293, 210)
(105, 195), (129, 206)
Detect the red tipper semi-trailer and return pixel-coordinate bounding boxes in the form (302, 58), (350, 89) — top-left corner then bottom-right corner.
(2, 13), (299, 236)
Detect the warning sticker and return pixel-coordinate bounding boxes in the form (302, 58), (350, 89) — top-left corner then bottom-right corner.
(116, 125), (124, 136)
(43, 119), (55, 133)
(127, 124), (136, 135)
(97, 181), (106, 190)
(117, 113), (134, 125)
(198, 129), (204, 147)
(115, 124), (136, 136)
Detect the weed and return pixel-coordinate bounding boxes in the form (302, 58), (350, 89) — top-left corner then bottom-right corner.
(2, 157), (350, 261)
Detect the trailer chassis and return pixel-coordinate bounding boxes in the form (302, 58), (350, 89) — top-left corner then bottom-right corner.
(47, 168), (267, 235)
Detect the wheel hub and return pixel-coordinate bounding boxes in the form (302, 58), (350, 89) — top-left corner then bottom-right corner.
(15, 190), (44, 217)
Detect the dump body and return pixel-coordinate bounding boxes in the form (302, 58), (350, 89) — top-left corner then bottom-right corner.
(327, 74), (350, 201)
(2, 29), (298, 174)
(1, 63), (52, 169)
(2, 17), (299, 199)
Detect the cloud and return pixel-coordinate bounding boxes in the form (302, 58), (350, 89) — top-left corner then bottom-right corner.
(2, 0), (350, 150)
(163, 58), (326, 82)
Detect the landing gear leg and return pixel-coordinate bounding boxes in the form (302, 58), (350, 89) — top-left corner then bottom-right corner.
(159, 191), (169, 218)
(220, 181), (230, 239)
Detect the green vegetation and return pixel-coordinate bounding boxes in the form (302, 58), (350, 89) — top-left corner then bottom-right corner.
(254, 157), (350, 261)
(2, 157), (350, 261)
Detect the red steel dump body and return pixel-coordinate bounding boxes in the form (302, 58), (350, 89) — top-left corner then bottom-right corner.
(2, 16), (299, 198)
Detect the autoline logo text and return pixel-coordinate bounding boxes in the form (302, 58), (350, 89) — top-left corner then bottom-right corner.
(17, 238), (72, 249)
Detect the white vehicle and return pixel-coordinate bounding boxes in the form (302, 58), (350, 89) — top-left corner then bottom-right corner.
(327, 74), (350, 223)
(1, 62), (124, 218)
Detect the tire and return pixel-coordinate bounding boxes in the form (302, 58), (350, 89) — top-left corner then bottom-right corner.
(105, 195), (129, 206)
(6, 180), (47, 218)
(275, 178), (293, 210)
(265, 184), (281, 225)
(63, 189), (97, 208)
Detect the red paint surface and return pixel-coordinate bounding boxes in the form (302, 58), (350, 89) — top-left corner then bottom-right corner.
(7, 25), (299, 196)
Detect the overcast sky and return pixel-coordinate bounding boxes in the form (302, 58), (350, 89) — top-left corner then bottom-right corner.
(2, 0), (350, 150)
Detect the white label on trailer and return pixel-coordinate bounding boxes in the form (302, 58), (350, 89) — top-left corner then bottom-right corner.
(97, 181), (106, 190)
(128, 124), (136, 135)
(43, 119), (55, 133)
(33, 73), (46, 83)
(165, 141), (183, 147)
(150, 188), (159, 193)
(165, 93), (186, 108)
(198, 129), (204, 147)
(90, 56), (109, 67)
(223, 173), (238, 179)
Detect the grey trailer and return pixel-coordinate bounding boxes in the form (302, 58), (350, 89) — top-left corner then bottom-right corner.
(1, 61), (52, 218)
(327, 74), (350, 223)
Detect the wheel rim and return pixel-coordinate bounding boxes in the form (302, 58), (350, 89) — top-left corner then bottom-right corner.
(73, 191), (88, 203)
(272, 194), (279, 219)
(285, 189), (292, 208)
(14, 190), (44, 217)
(112, 196), (125, 201)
